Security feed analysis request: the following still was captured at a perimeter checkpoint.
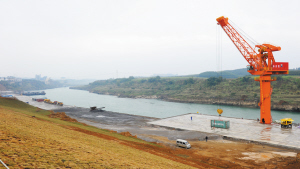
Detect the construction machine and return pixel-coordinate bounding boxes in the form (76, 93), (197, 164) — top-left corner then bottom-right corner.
(44, 99), (53, 104)
(216, 16), (289, 124)
(57, 102), (63, 106)
(281, 118), (293, 128)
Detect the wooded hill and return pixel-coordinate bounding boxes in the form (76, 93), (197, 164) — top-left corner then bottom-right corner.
(188, 68), (250, 78)
(188, 68), (300, 79)
(74, 72), (300, 107)
(0, 79), (63, 92)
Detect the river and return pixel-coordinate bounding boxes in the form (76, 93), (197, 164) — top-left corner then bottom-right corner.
(34, 87), (300, 123)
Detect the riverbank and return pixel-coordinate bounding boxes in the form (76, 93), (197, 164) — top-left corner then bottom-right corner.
(164, 97), (300, 112)
(30, 87), (300, 123)
(14, 95), (220, 141)
(86, 90), (300, 112)
(52, 107), (217, 142)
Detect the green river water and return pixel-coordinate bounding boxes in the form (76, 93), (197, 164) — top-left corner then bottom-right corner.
(38, 87), (300, 123)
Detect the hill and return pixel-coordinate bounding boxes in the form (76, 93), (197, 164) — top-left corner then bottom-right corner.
(187, 68), (300, 79)
(73, 75), (300, 111)
(190, 68), (249, 78)
(0, 79), (63, 92)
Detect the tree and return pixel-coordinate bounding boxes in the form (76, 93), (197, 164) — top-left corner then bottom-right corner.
(184, 78), (195, 85)
(241, 76), (251, 82)
(148, 76), (161, 83)
(206, 77), (222, 86)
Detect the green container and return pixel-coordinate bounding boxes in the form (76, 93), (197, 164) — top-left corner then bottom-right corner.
(211, 120), (230, 129)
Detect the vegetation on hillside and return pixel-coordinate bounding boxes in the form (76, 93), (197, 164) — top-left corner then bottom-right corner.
(0, 79), (63, 92)
(188, 69), (300, 79)
(190, 68), (250, 78)
(74, 75), (300, 105)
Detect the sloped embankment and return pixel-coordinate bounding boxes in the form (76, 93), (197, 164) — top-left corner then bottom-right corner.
(0, 98), (197, 168)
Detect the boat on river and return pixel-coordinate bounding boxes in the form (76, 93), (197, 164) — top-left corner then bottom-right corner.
(90, 106), (105, 111)
(22, 91), (46, 96)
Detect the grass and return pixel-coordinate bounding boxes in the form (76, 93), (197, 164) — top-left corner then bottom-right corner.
(177, 154), (190, 158)
(0, 97), (157, 145)
(0, 97), (191, 168)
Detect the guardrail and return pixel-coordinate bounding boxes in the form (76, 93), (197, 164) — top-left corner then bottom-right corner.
(0, 159), (9, 169)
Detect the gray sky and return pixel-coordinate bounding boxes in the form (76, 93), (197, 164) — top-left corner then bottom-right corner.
(0, 0), (299, 80)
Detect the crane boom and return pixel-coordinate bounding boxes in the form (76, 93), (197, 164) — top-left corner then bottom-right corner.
(216, 17), (256, 66)
(216, 16), (289, 124)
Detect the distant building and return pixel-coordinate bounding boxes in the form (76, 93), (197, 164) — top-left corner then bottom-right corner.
(35, 74), (47, 81)
(35, 74), (42, 80)
(7, 76), (22, 82)
(45, 77), (51, 84)
(35, 74), (48, 83)
(0, 76), (22, 82)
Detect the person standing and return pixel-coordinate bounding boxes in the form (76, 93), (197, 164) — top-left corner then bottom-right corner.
(191, 116), (192, 121)
(205, 136), (208, 142)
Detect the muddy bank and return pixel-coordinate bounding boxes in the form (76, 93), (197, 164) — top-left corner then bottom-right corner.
(53, 107), (220, 142)
(16, 94), (218, 141)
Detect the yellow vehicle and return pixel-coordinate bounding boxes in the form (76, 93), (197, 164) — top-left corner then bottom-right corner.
(57, 102), (63, 106)
(44, 99), (53, 104)
(281, 118), (293, 128)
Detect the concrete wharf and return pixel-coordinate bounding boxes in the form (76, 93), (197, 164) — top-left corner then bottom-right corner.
(148, 113), (300, 149)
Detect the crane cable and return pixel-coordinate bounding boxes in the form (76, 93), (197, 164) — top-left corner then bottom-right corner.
(216, 24), (223, 116)
(229, 19), (260, 46)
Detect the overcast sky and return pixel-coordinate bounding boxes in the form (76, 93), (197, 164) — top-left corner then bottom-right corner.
(0, 0), (299, 80)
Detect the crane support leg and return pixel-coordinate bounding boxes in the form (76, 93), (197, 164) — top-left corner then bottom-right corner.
(255, 75), (276, 124)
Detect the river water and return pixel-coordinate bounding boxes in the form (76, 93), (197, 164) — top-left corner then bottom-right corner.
(35, 87), (300, 123)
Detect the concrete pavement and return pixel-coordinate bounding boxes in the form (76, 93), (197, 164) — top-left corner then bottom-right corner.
(148, 113), (300, 149)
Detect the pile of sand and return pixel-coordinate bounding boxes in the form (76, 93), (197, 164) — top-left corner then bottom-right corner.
(120, 131), (137, 138)
(48, 111), (78, 122)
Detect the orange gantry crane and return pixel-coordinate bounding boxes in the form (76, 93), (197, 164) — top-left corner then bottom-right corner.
(216, 16), (289, 124)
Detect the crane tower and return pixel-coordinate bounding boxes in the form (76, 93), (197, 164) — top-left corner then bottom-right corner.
(216, 16), (289, 124)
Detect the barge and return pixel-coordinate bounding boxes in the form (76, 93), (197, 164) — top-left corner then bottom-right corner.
(22, 91), (46, 96)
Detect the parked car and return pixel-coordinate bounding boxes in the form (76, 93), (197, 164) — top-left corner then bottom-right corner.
(176, 139), (191, 149)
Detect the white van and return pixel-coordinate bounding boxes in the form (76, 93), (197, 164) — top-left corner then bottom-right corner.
(176, 139), (191, 149)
